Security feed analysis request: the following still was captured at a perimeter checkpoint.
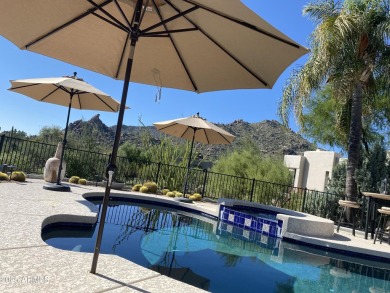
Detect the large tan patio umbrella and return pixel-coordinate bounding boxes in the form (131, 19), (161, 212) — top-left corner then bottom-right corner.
(0, 0), (308, 273)
(8, 73), (123, 192)
(154, 113), (234, 197)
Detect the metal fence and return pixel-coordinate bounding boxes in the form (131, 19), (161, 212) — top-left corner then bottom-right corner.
(0, 134), (342, 221)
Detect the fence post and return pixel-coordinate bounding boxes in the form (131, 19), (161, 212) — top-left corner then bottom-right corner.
(201, 169), (208, 198)
(155, 162), (161, 184)
(0, 135), (5, 158)
(301, 188), (307, 212)
(250, 178), (256, 202)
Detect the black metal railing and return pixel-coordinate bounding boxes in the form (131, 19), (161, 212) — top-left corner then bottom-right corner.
(0, 134), (342, 222)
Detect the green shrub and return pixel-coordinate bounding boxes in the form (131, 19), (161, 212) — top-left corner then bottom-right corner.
(69, 176), (80, 184)
(143, 181), (158, 194)
(132, 184), (142, 191)
(166, 192), (175, 198)
(162, 188), (170, 195)
(140, 186), (149, 193)
(11, 171), (26, 182)
(174, 192), (183, 197)
(79, 178), (87, 185)
(0, 172), (9, 181)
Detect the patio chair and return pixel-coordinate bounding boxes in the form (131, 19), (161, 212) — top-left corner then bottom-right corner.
(373, 206), (390, 244)
(336, 199), (361, 236)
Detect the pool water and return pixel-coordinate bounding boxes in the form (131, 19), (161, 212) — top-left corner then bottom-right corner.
(42, 200), (390, 293)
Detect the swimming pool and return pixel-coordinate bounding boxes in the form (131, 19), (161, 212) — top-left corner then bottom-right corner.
(42, 199), (390, 293)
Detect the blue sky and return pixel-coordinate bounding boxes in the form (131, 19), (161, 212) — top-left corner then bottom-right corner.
(0, 1), (329, 149)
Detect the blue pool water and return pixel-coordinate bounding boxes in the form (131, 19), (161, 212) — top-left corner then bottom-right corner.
(42, 200), (390, 293)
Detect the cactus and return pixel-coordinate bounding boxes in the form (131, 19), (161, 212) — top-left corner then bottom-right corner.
(0, 172), (9, 181)
(143, 181), (158, 194)
(132, 184), (142, 191)
(79, 178), (87, 185)
(166, 191), (175, 198)
(69, 176), (80, 184)
(188, 195), (196, 201)
(192, 193), (202, 201)
(139, 186), (149, 193)
(11, 171), (26, 182)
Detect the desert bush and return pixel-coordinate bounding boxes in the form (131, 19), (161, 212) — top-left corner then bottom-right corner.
(132, 184), (142, 191)
(11, 171), (26, 182)
(0, 172), (9, 181)
(143, 181), (158, 193)
(79, 178), (87, 185)
(162, 188), (170, 195)
(188, 195), (196, 201)
(69, 176), (80, 184)
(140, 186), (149, 193)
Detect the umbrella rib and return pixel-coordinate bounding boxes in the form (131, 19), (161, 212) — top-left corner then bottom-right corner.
(87, 0), (130, 33)
(91, 11), (129, 33)
(9, 83), (40, 90)
(115, 36), (130, 79)
(163, 0), (269, 87)
(182, 0), (301, 49)
(157, 122), (179, 132)
(143, 28), (198, 37)
(202, 129), (210, 144)
(76, 93), (82, 109)
(181, 127), (196, 139)
(113, 0), (132, 29)
(141, 6), (199, 34)
(41, 86), (63, 102)
(93, 93), (117, 111)
(25, 0), (114, 49)
(216, 131), (233, 144)
(149, 0), (198, 91)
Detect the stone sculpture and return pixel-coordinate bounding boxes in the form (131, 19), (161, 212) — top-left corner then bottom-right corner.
(43, 142), (66, 183)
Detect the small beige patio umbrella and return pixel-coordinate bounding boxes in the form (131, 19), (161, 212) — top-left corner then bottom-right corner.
(8, 72), (124, 192)
(0, 0), (308, 273)
(154, 113), (235, 197)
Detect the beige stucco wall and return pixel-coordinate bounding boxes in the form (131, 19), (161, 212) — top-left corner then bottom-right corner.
(284, 150), (342, 192)
(302, 150), (341, 191)
(284, 155), (305, 187)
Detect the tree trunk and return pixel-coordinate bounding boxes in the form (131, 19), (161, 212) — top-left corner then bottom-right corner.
(345, 81), (363, 200)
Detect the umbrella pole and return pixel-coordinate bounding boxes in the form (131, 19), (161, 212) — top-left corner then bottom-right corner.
(56, 93), (73, 186)
(90, 0), (143, 274)
(43, 93), (73, 192)
(183, 130), (196, 196)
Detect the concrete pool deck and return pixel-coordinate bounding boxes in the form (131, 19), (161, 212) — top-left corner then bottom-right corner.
(0, 178), (389, 292)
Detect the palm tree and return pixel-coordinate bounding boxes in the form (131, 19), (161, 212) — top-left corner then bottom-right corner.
(279, 0), (390, 199)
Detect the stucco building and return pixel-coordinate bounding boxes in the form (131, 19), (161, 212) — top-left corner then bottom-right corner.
(284, 150), (342, 192)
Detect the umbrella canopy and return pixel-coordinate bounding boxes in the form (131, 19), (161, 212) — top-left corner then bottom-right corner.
(8, 73), (123, 191)
(0, 0), (308, 92)
(154, 113), (235, 144)
(9, 75), (122, 111)
(0, 0), (308, 273)
(154, 113), (235, 195)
